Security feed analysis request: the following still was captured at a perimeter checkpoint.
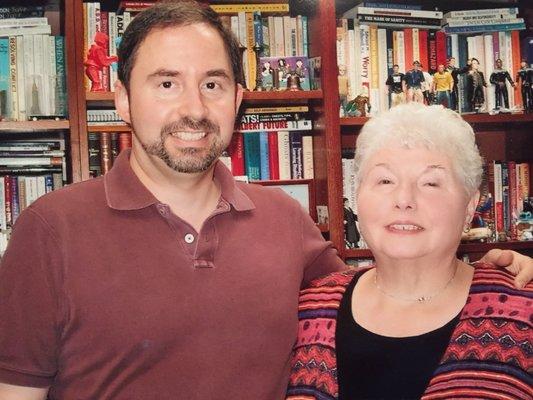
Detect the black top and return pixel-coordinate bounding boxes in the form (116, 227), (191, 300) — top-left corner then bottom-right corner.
(385, 73), (405, 94)
(336, 270), (460, 400)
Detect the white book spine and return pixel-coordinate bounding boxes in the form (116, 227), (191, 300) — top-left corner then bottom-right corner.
(0, 177), (6, 231)
(48, 36), (56, 115)
(273, 16), (284, 57)
(302, 135), (314, 179)
(347, 27), (357, 100)
(353, 25), (362, 95)
(412, 28), (419, 64)
(0, 25), (51, 37)
(277, 131), (291, 180)
(123, 12), (131, 30)
(359, 24), (371, 96)
(8, 36), (18, 121)
(484, 34), (495, 111)
(296, 15), (303, 56)
(267, 16), (275, 56)
(15, 36), (25, 121)
(108, 12), (117, 90)
(445, 8), (518, 18)
(283, 15), (292, 58)
(32, 34), (44, 115)
(395, 31), (405, 75)
(504, 31), (514, 108)
(22, 35), (33, 118)
(36, 176), (46, 198)
(450, 34), (459, 62)
(41, 34), (50, 115)
(355, 6), (442, 19)
(0, 17), (49, 28)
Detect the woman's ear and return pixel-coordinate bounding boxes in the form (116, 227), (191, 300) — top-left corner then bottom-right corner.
(466, 190), (480, 224)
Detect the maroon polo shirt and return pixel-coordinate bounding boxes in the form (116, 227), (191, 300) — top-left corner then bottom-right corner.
(0, 150), (345, 399)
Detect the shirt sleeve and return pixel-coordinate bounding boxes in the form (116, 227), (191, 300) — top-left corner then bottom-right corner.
(299, 206), (347, 287)
(0, 208), (62, 388)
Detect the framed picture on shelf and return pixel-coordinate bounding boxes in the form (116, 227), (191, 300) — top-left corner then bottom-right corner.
(252, 179), (316, 220)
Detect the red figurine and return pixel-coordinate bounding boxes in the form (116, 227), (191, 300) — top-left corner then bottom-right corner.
(84, 31), (117, 92)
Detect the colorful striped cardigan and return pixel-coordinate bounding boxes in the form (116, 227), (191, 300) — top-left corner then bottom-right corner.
(286, 263), (532, 400)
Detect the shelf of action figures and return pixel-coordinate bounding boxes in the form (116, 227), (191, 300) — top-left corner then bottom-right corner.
(86, 90), (324, 107)
(343, 241), (533, 260)
(340, 111), (533, 128)
(0, 120), (70, 132)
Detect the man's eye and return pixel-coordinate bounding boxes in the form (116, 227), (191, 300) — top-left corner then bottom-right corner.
(205, 81), (219, 90)
(161, 81), (173, 89)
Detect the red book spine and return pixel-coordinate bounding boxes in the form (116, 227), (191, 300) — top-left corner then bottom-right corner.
(118, 132), (132, 152)
(428, 30), (437, 73)
(268, 131), (279, 180)
(511, 30), (521, 107)
(435, 31), (447, 70)
(403, 28), (413, 68)
(492, 32), (500, 65)
(4, 175), (12, 228)
(418, 29), (428, 71)
(100, 11), (110, 91)
(228, 134), (245, 176)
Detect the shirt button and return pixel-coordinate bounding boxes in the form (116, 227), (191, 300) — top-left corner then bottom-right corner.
(184, 233), (195, 244)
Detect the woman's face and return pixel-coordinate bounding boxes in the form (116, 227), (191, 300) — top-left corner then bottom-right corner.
(356, 145), (478, 261)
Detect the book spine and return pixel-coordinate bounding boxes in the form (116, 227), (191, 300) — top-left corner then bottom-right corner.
(0, 176), (5, 231)
(301, 16), (308, 57)
(228, 134), (245, 176)
(3, 175), (11, 228)
(357, 14), (441, 27)
(47, 36), (56, 116)
(347, 22), (357, 100)
(385, 28), (394, 77)
(273, 16), (284, 57)
(483, 35), (495, 111)
(501, 161), (510, 236)
(289, 131), (303, 179)
(418, 29), (428, 69)
(15, 35), (25, 121)
(32, 34), (43, 116)
(210, 4), (289, 13)
(54, 36), (67, 117)
(403, 28), (413, 69)
(8, 36), (18, 121)
(445, 17), (523, 27)
(0, 25), (51, 36)
(412, 28), (420, 64)
(356, 6), (443, 19)
(267, 131), (279, 180)
(118, 132), (132, 152)
(445, 8), (518, 18)
(359, 24), (371, 95)
(10, 176), (19, 225)
(246, 12), (256, 90)
(277, 131), (291, 180)
(259, 131), (270, 180)
(363, 2), (422, 10)
(110, 132), (119, 161)
(243, 132), (261, 180)
(100, 132), (112, 174)
(283, 15), (292, 58)
(41, 33), (50, 116)
(492, 161), (504, 238)
(0, 38), (9, 119)
(510, 30), (521, 109)
(240, 112), (308, 123)
(0, 17), (47, 27)
(44, 174), (53, 193)
(108, 12), (117, 90)
(237, 119), (312, 132)
(302, 135), (314, 179)
(435, 31), (447, 71)
(377, 28), (388, 112)
(369, 25), (379, 114)
(444, 22), (525, 34)
(17, 176), (26, 213)
(428, 30), (437, 73)
(100, 11), (110, 91)
(508, 161), (517, 240)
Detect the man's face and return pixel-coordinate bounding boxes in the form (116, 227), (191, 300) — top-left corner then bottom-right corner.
(115, 24), (242, 174)
(448, 58), (455, 67)
(496, 59), (503, 69)
(472, 59), (479, 70)
(413, 63), (420, 70)
(521, 61), (527, 69)
(393, 66), (399, 74)
(438, 64), (445, 73)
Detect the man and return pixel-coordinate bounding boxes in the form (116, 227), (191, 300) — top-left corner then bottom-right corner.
(385, 64), (405, 107)
(490, 58), (516, 111)
(0, 2), (531, 399)
(516, 59), (533, 112)
(405, 60), (425, 103)
(433, 63), (454, 108)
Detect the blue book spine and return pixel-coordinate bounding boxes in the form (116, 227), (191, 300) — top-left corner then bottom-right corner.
(0, 38), (10, 117)
(55, 36), (67, 117)
(243, 132), (261, 180)
(444, 22), (525, 34)
(259, 131), (270, 180)
(457, 35), (468, 67)
(253, 11), (263, 52)
(446, 35), (452, 59)
(289, 131), (303, 179)
(302, 16), (308, 56)
(44, 174), (54, 193)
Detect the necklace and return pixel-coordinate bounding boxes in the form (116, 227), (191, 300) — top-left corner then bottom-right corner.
(373, 264), (458, 303)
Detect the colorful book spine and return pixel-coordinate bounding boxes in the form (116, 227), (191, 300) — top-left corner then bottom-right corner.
(302, 135), (314, 179)
(243, 132), (261, 180)
(259, 131), (270, 180)
(289, 131), (303, 179)
(277, 131), (291, 180)
(228, 134), (245, 176)
(8, 36), (18, 120)
(444, 22), (525, 34)
(268, 132), (279, 180)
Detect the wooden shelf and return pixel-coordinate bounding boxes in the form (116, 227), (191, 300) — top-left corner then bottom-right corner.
(86, 90), (323, 106)
(87, 124), (130, 132)
(457, 241), (533, 253)
(343, 241), (533, 259)
(339, 112), (533, 128)
(0, 120), (70, 131)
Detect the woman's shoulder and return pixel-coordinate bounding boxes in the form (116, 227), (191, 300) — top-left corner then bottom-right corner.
(306, 267), (370, 290)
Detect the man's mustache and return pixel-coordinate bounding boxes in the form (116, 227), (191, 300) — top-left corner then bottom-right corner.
(161, 116), (220, 136)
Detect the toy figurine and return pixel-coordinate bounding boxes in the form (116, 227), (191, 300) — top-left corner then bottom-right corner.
(446, 57), (460, 110)
(338, 64), (349, 115)
(343, 198), (360, 249)
(84, 31), (118, 92)
(489, 58), (516, 111)
(433, 63), (454, 108)
(420, 64), (434, 105)
(516, 60), (533, 113)
(345, 89), (371, 117)
(463, 58), (487, 113)
(405, 60), (425, 103)
(286, 72), (302, 91)
(274, 58), (289, 90)
(385, 64), (405, 107)
(260, 61), (274, 91)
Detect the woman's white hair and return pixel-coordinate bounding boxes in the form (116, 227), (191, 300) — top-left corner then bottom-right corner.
(354, 103), (483, 196)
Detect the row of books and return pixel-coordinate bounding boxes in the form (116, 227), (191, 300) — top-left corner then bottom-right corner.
(0, 17), (67, 121)
(226, 131), (314, 182)
(337, 21), (524, 115)
(88, 131), (132, 177)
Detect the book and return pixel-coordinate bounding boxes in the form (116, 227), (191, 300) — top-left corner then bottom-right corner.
(267, 132), (279, 180)
(344, 6), (443, 20)
(443, 22), (525, 34)
(100, 132), (112, 174)
(117, 1), (156, 14)
(444, 8), (519, 19)
(277, 131), (291, 180)
(243, 132), (261, 180)
(258, 131), (270, 180)
(0, 6), (45, 19)
(228, 134), (245, 176)
(302, 135), (314, 179)
(289, 131), (303, 179)
(356, 14), (441, 27)
(236, 119), (312, 132)
(210, 4), (289, 13)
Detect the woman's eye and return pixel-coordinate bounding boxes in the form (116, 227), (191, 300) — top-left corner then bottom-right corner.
(379, 179), (392, 184)
(424, 182), (439, 187)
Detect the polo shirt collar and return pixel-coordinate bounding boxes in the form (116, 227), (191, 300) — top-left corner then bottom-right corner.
(104, 149), (255, 212)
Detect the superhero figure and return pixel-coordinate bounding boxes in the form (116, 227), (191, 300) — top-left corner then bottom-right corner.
(84, 31), (118, 92)
(446, 57), (460, 111)
(516, 60), (533, 113)
(489, 58), (516, 110)
(461, 58), (487, 113)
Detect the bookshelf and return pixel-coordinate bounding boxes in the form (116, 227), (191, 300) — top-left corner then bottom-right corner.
(3, 0), (528, 258)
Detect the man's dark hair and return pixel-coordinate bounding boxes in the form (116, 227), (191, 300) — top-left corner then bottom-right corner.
(393, 64), (399, 68)
(117, 0), (243, 91)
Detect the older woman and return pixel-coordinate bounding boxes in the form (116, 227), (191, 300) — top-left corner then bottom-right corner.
(287, 103), (532, 400)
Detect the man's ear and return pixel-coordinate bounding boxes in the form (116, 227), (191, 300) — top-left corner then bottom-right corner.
(115, 80), (131, 125)
(235, 83), (243, 113)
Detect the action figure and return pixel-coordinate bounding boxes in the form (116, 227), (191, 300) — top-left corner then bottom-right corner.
(446, 57), (460, 110)
(343, 198), (360, 249)
(489, 58), (516, 111)
(260, 61), (274, 91)
(274, 58), (289, 90)
(385, 64), (405, 107)
(345, 89), (371, 117)
(433, 63), (454, 108)
(338, 64), (349, 116)
(516, 60), (533, 112)
(405, 61), (425, 103)
(463, 58), (487, 113)
(84, 31), (118, 92)
(421, 64), (434, 105)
